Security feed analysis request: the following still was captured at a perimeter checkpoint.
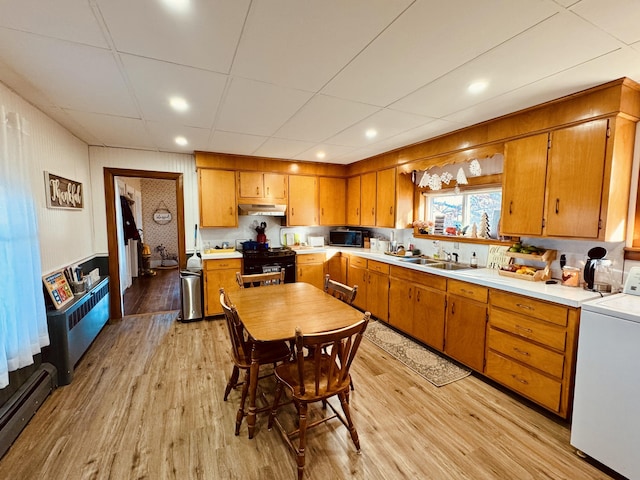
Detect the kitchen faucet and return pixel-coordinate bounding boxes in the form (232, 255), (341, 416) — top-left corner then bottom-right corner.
(443, 250), (452, 262)
(452, 252), (459, 263)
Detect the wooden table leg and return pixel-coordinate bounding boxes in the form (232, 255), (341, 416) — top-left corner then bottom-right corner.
(247, 344), (259, 439)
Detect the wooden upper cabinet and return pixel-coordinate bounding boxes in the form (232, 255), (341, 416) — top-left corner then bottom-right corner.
(288, 175), (318, 226)
(501, 133), (549, 236)
(199, 169), (237, 228)
(360, 172), (377, 227)
(544, 120), (608, 238)
(319, 177), (346, 226)
(376, 168), (396, 228)
(238, 171), (287, 203)
(346, 176), (361, 225)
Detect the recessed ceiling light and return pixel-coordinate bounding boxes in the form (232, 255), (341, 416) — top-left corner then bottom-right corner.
(468, 80), (488, 94)
(316, 151), (326, 160)
(175, 136), (188, 146)
(161, 0), (191, 13)
(169, 96), (189, 112)
(365, 129), (378, 139)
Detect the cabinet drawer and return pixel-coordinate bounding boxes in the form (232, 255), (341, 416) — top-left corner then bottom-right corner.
(490, 290), (568, 327)
(204, 259), (242, 271)
(389, 266), (446, 291)
(296, 253), (325, 264)
(368, 260), (390, 274)
(487, 328), (565, 378)
(448, 279), (488, 303)
(490, 308), (567, 351)
(349, 256), (367, 269)
(485, 351), (562, 413)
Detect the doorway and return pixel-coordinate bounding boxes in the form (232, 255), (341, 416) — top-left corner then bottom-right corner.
(104, 167), (186, 319)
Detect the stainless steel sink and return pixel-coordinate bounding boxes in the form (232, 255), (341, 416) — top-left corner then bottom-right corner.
(399, 257), (442, 265)
(424, 262), (472, 271)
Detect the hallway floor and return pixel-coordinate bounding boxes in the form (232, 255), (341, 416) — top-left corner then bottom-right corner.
(123, 267), (181, 315)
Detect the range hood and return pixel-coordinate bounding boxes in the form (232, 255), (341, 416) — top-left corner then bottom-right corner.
(238, 203), (287, 216)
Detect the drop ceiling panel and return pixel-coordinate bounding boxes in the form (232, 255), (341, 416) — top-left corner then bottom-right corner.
(215, 77), (313, 137)
(325, 108), (433, 148)
(390, 12), (622, 118)
(208, 130), (267, 156)
(96, 0), (250, 72)
(275, 95), (380, 143)
(294, 143), (357, 164)
(232, 0), (412, 91)
(571, 0), (640, 45)
(253, 137), (316, 159)
(321, 0), (560, 106)
(64, 110), (156, 150)
(0, 29), (137, 116)
(0, 0), (107, 47)
(121, 54), (226, 128)
(146, 122), (211, 153)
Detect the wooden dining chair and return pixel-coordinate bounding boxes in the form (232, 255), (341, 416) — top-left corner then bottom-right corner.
(323, 274), (358, 305)
(236, 269), (285, 288)
(219, 288), (291, 436)
(268, 312), (371, 480)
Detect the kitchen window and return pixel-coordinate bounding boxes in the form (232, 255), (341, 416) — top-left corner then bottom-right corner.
(423, 187), (502, 234)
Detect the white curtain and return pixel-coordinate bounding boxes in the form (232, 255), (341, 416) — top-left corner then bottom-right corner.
(0, 106), (49, 389)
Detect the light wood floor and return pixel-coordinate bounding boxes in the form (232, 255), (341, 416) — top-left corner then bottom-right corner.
(123, 267), (181, 315)
(0, 312), (619, 480)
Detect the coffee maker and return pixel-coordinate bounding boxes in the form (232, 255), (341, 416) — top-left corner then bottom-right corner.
(583, 246), (613, 292)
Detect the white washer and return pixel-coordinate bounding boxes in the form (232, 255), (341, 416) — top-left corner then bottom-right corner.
(571, 270), (640, 479)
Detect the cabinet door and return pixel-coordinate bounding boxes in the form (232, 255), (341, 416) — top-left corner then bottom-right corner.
(263, 173), (287, 201)
(199, 169), (237, 227)
(297, 263), (325, 289)
(319, 177), (346, 226)
(348, 264), (368, 311)
(360, 172), (376, 226)
(414, 286), (446, 351)
(204, 268), (239, 316)
(501, 133), (548, 236)
(346, 176), (361, 225)
(288, 175), (318, 226)
(388, 277), (413, 334)
(367, 270), (389, 322)
(445, 295), (487, 371)
(376, 168), (396, 228)
(238, 171), (263, 199)
(326, 254), (347, 284)
(545, 119), (608, 238)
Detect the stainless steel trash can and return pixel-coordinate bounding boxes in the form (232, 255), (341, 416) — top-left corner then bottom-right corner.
(180, 269), (203, 321)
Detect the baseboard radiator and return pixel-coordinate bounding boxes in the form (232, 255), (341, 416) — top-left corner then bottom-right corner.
(0, 363), (57, 459)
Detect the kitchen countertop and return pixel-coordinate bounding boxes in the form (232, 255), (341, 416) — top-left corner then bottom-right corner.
(331, 248), (603, 308)
(201, 246), (603, 307)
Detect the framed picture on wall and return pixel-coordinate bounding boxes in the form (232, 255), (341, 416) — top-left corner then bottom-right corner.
(44, 171), (84, 209)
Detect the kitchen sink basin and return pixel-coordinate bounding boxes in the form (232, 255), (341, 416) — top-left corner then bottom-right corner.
(425, 262), (472, 271)
(400, 257), (442, 265)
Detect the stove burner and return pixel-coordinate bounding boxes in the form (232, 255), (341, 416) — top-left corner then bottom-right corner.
(242, 246), (294, 258)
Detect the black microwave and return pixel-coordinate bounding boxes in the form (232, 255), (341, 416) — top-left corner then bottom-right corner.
(329, 230), (366, 247)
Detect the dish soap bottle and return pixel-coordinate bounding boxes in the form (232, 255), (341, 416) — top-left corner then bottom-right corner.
(470, 252), (478, 268)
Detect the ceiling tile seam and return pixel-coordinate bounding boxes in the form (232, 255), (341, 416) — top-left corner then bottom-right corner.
(0, 24), (107, 50)
(383, 11), (564, 111)
(567, 7), (637, 46)
(219, 0), (253, 75)
(314, 0), (418, 102)
(206, 75), (237, 145)
(89, 0), (156, 148)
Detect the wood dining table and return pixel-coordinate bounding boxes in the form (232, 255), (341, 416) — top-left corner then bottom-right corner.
(228, 281), (366, 439)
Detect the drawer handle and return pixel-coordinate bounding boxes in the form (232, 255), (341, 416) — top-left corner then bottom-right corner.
(515, 324), (533, 334)
(266, 186), (270, 195)
(408, 288), (412, 300)
(256, 186), (260, 195)
(513, 347), (530, 357)
(515, 303), (533, 311)
(461, 288), (472, 295)
(511, 374), (529, 385)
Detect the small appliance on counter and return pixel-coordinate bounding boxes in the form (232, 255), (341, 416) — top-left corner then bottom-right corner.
(255, 221), (267, 244)
(583, 246), (614, 292)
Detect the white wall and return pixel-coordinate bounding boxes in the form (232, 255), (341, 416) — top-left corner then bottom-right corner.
(0, 81), (93, 274)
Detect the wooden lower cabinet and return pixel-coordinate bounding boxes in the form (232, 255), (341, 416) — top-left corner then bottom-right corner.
(296, 253), (325, 289)
(347, 256), (368, 312)
(366, 260), (389, 322)
(326, 252), (347, 284)
(203, 258), (242, 316)
(444, 280), (488, 372)
(486, 289), (578, 419)
(388, 266), (446, 351)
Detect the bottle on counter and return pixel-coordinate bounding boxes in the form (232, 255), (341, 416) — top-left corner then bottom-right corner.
(470, 252), (478, 268)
